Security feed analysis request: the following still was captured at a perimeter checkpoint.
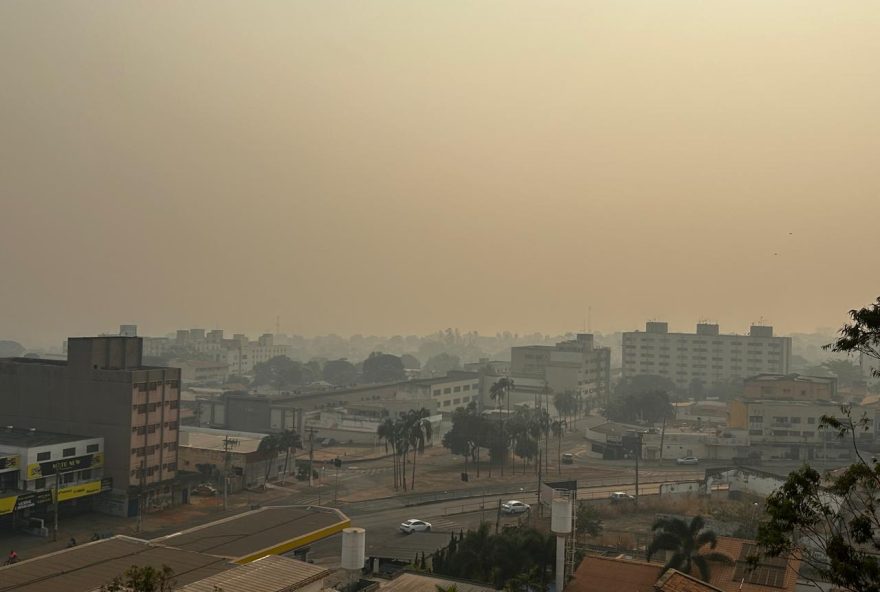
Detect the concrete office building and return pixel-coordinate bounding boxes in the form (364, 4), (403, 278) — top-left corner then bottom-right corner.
(0, 336), (182, 516)
(510, 334), (611, 405)
(622, 322), (791, 390)
(742, 373), (837, 401)
(0, 428), (108, 529)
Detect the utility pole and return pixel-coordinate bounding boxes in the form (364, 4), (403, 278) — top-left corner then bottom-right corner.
(222, 435), (240, 512)
(333, 457), (342, 503)
(537, 449), (543, 518)
(136, 459), (145, 533)
(306, 427), (318, 487)
(635, 432), (643, 506)
(52, 472), (60, 542)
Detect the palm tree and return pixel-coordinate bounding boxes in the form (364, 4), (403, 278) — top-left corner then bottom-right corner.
(646, 515), (734, 582)
(278, 429), (302, 484)
(550, 419), (565, 475)
(407, 408), (433, 489)
(257, 434), (282, 489)
(490, 378), (514, 476)
(377, 418), (401, 490)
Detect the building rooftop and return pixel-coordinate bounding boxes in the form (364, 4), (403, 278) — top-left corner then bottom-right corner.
(567, 555), (661, 592)
(746, 374), (835, 385)
(655, 569), (723, 592)
(176, 555), (329, 592)
(0, 426), (95, 448)
(379, 572), (497, 592)
(152, 505), (350, 562)
(179, 427), (267, 454)
(0, 536), (229, 592)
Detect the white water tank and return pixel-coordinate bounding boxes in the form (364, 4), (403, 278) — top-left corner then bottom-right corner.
(341, 527), (366, 570)
(551, 497), (572, 534)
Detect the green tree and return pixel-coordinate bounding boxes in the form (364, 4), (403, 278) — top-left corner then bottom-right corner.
(575, 502), (603, 539)
(647, 515), (733, 582)
(101, 565), (175, 592)
(551, 419), (566, 475)
(253, 356), (312, 391)
(401, 354), (421, 370)
(362, 352), (406, 383)
(322, 359), (358, 385)
(423, 352), (462, 377)
(490, 378), (514, 476)
(615, 374), (678, 398)
(257, 433), (281, 488)
(820, 359), (865, 387)
(606, 390), (674, 424)
(824, 297), (880, 378)
(405, 408), (433, 489)
(277, 429), (302, 484)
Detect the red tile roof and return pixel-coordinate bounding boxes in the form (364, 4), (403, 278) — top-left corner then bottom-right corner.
(567, 556), (661, 592)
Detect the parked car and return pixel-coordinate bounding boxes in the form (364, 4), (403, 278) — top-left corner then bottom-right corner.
(676, 456), (700, 465)
(192, 483), (218, 496)
(501, 500), (531, 514)
(400, 519), (432, 534)
(561, 453), (574, 464)
(609, 491), (635, 503)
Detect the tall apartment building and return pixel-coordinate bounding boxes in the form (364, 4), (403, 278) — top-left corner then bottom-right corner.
(622, 322), (791, 390)
(510, 334), (612, 404)
(225, 333), (290, 375)
(0, 336), (181, 516)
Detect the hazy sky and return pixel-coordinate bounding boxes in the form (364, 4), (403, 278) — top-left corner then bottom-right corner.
(2, 1), (878, 348)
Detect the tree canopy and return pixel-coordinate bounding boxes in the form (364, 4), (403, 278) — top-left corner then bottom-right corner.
(322, 358), (358, 385)
(756, 296), (880, 592)
(423, 352), (462, 377)
(252, 356), (312, 390)
(100, 565), (175, 592)
(606, 389), (674, 424)
(362, 352), (406, 383)
(647, 515), (732, 581)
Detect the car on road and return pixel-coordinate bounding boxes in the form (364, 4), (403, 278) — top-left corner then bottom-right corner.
(609, 491), (635, 503)
(192, 483), (218, 496)
(400, 519), (432, 534)
(562, 453), (574, 464)
(676, 456), (700, 465)
(501, 500), (531, 514)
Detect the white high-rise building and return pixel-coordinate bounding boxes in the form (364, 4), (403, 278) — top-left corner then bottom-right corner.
(622, 322), (791, 390)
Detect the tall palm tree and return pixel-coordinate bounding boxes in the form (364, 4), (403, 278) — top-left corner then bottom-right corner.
(550, 419), (565, 475)
(407, 408), (433, 489)
(377, 418), (400, 490)
(278, 429), (302, 484)
(647, 515), (734, 582)
(490, 378), (514, 476)
(257, 434), (282, 489)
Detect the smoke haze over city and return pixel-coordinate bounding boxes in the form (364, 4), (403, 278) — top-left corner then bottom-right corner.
(2, 1), (879, 347)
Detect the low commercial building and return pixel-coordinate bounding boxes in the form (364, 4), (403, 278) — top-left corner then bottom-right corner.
(673, 400), (729, 425)
(0, 427), (108, 530)
(172, 360), (229, 385)
(728, 399), (873, 461)
(511, 334), (611, 406)
(742, 374), (837, 402)
(178, 427), (287, 490)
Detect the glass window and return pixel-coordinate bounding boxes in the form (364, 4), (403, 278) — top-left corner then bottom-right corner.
(62, 447), (76, 458)
(37, 451), (50, 461)
(86, 444), (99, 453)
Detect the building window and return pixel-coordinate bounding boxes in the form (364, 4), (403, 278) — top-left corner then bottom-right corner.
(86, 444), (99, 453)
(453, 386), (461, 393)
(63, 447), (76, 458)
(80, 469), (92, 480)
(37, 451), (50, 461)
(433, 389), (441, 396)
(62, 472), (75, 484)
(463, 385), (470, 391)
(443, 388), (451, 394)
(35, 478), (46, 490)
(807, 417), (816, 425)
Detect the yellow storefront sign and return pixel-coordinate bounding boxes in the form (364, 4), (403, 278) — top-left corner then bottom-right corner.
(0, 496), (17, 516)
(26, 452), (103, 480)
(57, 479), (102, 502)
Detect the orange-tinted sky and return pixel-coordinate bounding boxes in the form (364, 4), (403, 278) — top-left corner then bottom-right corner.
(1, 1), (878, 347)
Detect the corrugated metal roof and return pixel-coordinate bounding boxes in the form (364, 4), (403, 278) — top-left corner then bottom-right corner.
(153, 506), (348, 560)
(0, 536), (230, 592)
(176, 555), (329, 592)
(379, 573), (496, 592)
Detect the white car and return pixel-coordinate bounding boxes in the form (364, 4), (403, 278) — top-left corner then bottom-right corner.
(400, 519), (432, 534)
(501, 500), (531, 515)
(676, 456), (699, 465)
(609, 491), (635, 503)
